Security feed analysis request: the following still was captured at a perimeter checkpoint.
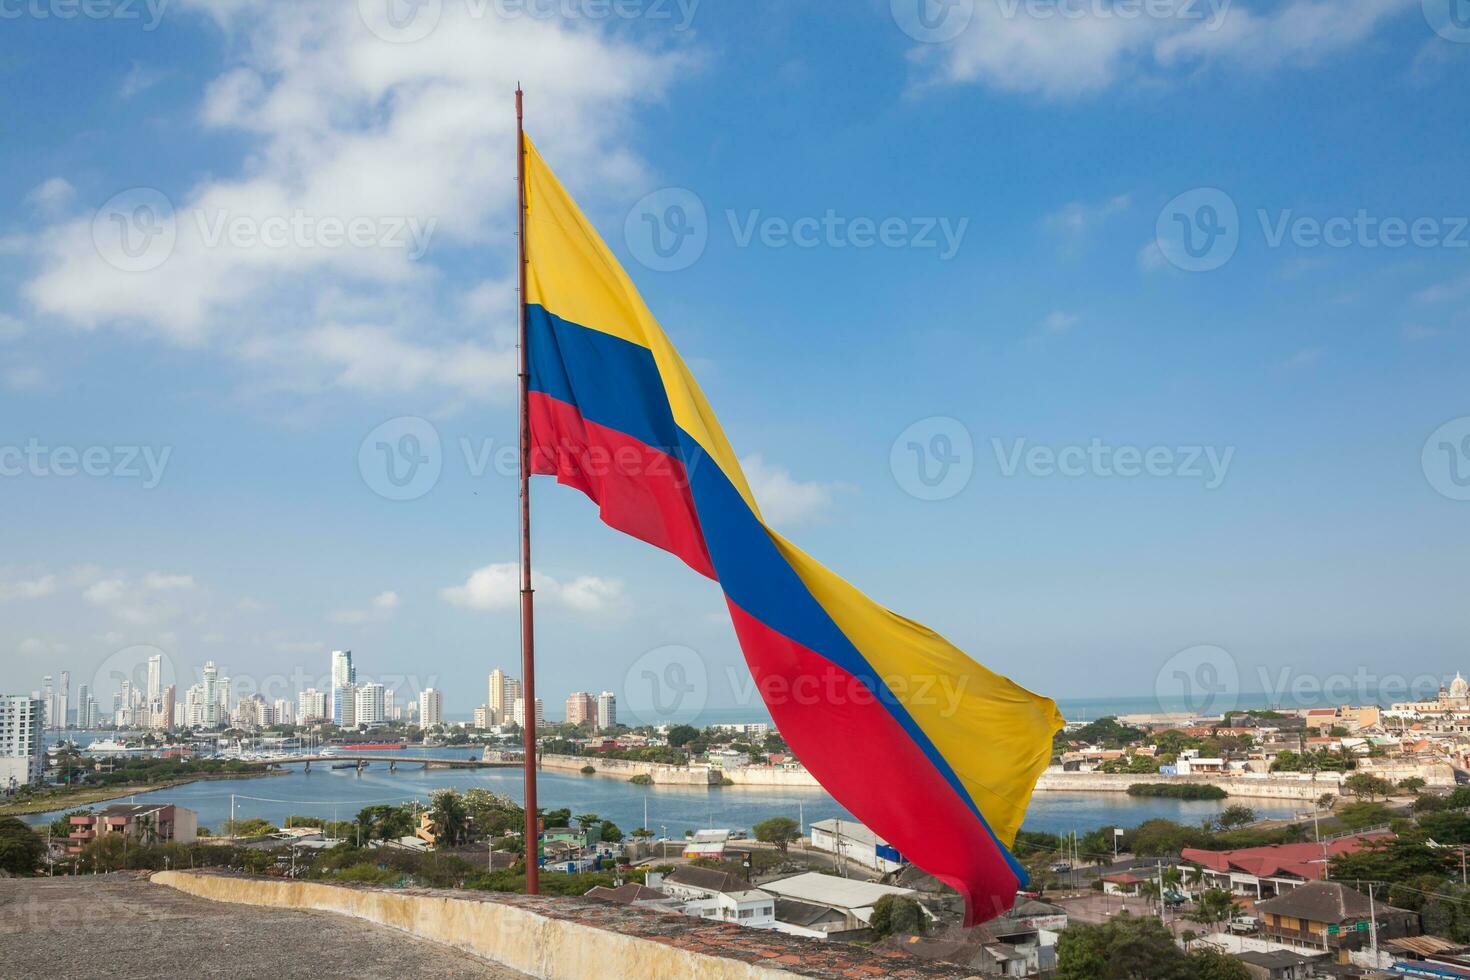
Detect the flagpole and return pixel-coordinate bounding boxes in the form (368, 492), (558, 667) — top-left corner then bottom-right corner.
(515, 83), (539, 896)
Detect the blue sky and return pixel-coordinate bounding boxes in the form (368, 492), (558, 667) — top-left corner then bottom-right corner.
(2, 0), (1468, 719)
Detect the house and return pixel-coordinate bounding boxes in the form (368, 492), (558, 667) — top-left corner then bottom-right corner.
(682, 828), (730, 859)
(584, 882), (679, 911)
(1101, 872), (1147, 897)
(1181, 833), (1392, 899)
(1233, 949), (1319, 979)
(771, 899), (853, 939)
(544, 825), (601, 848)
(759, 872), (928, 933)
(649, 868), (776, 929)
(808, 818), (904, 873)
(872, 918), (1059, 976)
(1253, 880), (1418, 953)
(67, 803), (198, 854)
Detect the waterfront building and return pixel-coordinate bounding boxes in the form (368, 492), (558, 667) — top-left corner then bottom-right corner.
(512, 696), (544, 730)
(473, 704), (494, 730)
(565, 692), (595, 727)
(488, 669), (512, 726)
(711, 723), (771, 739)
(808, 818), (904, 874)
(298, 688), (327, 724)
(1181, 832), (1392, 900)
(202, 662), (218, 726)
(273, 698), (294, 727)
(57, 670), (69, 730)
(355, 683), (386, 726)
(331, 650), (355, 726)
(41, 676), (54, 730)
(596, 691), (617, 730)
(339, 683), (358, 727)
(0, 695), (44, 790)
(419, 689), (443, 728)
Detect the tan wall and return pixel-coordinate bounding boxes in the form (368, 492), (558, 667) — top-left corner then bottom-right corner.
(152, 872), (799, 980)
(1035, 770), (1338, 801)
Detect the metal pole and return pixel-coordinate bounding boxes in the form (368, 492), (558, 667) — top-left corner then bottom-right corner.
(516, 83), (539, 896)
(1368, 881), (1379, 961)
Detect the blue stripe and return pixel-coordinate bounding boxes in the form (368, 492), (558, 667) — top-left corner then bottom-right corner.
(528, 304), (1026, 884)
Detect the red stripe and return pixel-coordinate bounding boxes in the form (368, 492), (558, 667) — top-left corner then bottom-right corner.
(725, 597), (1021, 926)
(529, 392), (715, 579)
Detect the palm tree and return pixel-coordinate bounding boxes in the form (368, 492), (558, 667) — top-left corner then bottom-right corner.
(428, 789), (468, 848)
(1190, 888), (1239, 933)
(574, 813), (600, 830)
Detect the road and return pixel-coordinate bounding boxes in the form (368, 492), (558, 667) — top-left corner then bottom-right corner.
(0, 873), (528, 979)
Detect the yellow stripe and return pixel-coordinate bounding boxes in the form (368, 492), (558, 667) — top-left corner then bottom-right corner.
(524, 134), (1063, 845)
(524, 137), (757, 515)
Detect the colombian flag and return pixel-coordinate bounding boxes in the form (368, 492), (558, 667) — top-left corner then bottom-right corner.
(523, 137), (1064, 924)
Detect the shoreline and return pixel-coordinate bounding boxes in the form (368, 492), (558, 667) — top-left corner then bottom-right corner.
(2, 769), (282, 819)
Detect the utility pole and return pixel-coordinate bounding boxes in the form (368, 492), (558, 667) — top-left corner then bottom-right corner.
(1368, 881), (1380, 962)
(1157, 860), (1166, 926)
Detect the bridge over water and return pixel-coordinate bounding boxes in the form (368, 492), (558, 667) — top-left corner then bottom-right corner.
(268, 755), (522, 773)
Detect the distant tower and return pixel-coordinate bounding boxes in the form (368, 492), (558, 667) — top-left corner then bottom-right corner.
(331, 650), (355, 725)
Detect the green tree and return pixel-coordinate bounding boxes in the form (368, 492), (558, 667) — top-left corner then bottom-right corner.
(1344, 773), (1395, 801)
(1216, 805), (1257, 830)
(429, 789), (469, 848)
(867, 894), (927, 937)
(47, 809), (90, 840)
(0, 817), (44, 875)
(1188, 948), (1251, 979)
(357, 804), (414, 843)
(1056, 915), (1190, 980)
(1190, 888), (1240, 931)
(665, 724), (700, 748)
(1400, 776), (1427, 794)
(574, 813), (601, 830)
(598, 820), (623, 843)
(752, 816), (801, 854)
(1336, 801), (1393, 830)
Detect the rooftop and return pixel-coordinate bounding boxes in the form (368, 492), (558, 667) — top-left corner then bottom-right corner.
(760, 872), (918, 911)
(1254, 880), (1412, 924)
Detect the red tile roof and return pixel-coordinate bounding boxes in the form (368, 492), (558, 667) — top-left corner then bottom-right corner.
(1181, 833), (1391, 883)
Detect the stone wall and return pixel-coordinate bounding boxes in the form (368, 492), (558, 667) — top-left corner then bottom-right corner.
(537, 753), (717, 785)
(1034, 770), (1340, 801)
(150, 871), (974, 979)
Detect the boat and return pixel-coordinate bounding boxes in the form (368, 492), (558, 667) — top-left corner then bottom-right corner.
(340, 743), (404, 751)
(331, 761), (366, 770)
(83, 739), (133, 754)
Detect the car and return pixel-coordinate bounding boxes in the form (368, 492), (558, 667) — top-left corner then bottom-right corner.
(1229, 916), (1259, 934)
(1050, 862), (1072, 873)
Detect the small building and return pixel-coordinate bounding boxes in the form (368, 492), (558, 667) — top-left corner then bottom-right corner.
(67, 803), (197, 854)
(1233, 949), (1318, 979)
(1101, 872), (1147, 896)
(1181, 833), (1391, 899)
(544, 825), (602, 848)
(758, 872), (928, 933)
(681, 828), (729, 859)
(1253, 880), (1418, 953)
(651, 868), (776, 929)
(808, 818), (903, 874)
(584, 882), (679, 912)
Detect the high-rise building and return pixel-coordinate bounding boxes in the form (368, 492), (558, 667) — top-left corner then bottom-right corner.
(473, 704), (494, 729)
(487, 669), (507, 727)
(298, 688), (327, 724)
(565, 692), (596, 727)
(596, 691), (617, 731)
(201, 662), (218, 726)
(419, 689), (443, 728)
(0, 695), (44, 789)
(512, 696), (544, 731)
(146, 655), (162, 704)
(273, 699), (295, 727)
(40, 676), (54, 730)
(156, 685), (175, 731)
(331, 650), (355, 726)
(339, 683), (358, 727)
(355, 683), (386, 726)
(57, 671), (70, 730)
(76, 684), (89, 729)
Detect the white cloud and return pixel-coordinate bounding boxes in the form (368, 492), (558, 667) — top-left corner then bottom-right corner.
(1041, 311), (1081, 334)
(1138, 240), (1168, 272)
(1415, 273), (1470, 305)
(0, 574), (57, 601)
(119, 60), (164, 99)
(83, 571), (197, 625)
(21, 1), (691, 403)
(25, 178), (75, 214)
(3, 365), (46, 392)
(441, 563), (625, 614)
(740, 454), (839, 525)
(910, 0), (1415, 99)
(1042, 195), (1130, 252)
(329, 589), (400, 624)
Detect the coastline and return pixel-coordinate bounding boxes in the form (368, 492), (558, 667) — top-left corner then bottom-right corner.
(2, 769), (282, 819)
